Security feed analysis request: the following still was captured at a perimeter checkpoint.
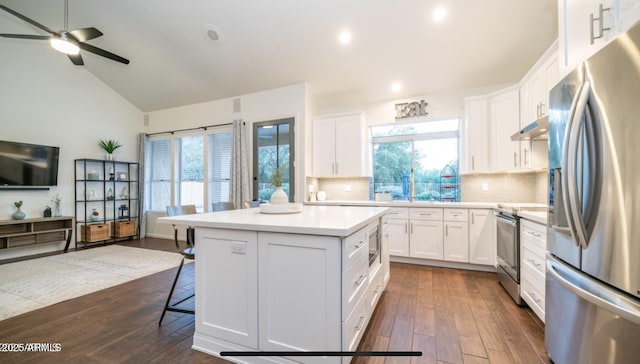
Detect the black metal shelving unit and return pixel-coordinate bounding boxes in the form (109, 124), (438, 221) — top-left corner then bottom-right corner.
(74, 159), (140, 249)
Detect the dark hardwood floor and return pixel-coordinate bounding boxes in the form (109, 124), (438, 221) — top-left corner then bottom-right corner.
(0, 238), (547, 364)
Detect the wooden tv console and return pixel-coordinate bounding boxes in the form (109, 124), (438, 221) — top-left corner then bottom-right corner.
(0, 216), (74, 252)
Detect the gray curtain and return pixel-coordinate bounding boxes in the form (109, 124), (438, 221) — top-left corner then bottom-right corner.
(137, 133), (148, 238)
(230, 120), (251, 208)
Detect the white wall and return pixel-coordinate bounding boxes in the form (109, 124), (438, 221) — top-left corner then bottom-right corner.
(0, 41), (144, 257)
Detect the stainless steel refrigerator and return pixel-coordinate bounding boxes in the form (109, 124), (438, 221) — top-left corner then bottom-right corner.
(546, 22), (640, 364)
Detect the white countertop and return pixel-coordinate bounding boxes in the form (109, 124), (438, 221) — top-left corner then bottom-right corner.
(158, 205), (389, 237)
(517, 211), (548, 225)
(305, 200), (499, 209)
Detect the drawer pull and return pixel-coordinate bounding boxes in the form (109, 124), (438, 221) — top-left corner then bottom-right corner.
(355, 316), (366, 331)
(354, 241), (364, 249)
(527, 231), (543, 238)
(528, 291), (542, 304)
(527, 258), (542, 267)
(355, 275), (367, 287)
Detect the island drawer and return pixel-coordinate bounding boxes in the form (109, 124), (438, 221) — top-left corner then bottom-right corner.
(342, 226), (368, 270)
(343, 291), (368, 352)
(342, 252), (368, 320)
(386, 207), (409, 219)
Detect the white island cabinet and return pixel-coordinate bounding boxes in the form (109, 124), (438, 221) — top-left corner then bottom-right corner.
(160, 205), (389, 364)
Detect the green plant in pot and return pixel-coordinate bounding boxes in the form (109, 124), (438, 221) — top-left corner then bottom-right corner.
(13, 200), (25, 220)
(98, 139), (122, 161)
(269, 164), (288, 204)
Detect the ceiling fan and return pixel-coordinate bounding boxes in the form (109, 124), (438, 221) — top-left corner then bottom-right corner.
(0, 0), (129, 65)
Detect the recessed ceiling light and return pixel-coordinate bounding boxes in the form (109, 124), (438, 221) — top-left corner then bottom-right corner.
(338, 30), (351, 45)
(391, 82), (402, 93)
(433, 6), (447, 22)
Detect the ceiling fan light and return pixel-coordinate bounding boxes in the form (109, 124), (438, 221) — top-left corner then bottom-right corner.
(50, 36), (79, 55)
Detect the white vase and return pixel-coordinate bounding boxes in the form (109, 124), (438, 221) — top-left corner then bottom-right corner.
(270, 186), (288, 204)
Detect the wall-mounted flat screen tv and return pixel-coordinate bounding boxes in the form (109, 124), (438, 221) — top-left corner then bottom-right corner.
(0, 140), (60, 187)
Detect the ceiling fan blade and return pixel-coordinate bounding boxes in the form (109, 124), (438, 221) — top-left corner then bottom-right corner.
(78, 42), (129, 65)
(0, 5), (57, 35)
(69, 27), (103, 42)
(0, 34), (50, 40)
(67, 53), (84, 66)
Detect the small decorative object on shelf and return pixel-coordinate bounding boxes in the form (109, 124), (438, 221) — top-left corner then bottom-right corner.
(51, 193), (62, 217)
(439, 164), (459, 202)
(117, 172), (128, 181)
(43, 206), (52, 217)
(90, 208), (100, 222)
(106, 188), (115, 200)
(87, 170), (100, 180)
(109, 167), (115, 181)
(118, 204), (129, 219)
(119, 187), (128, 199)
(98, 139), (122, 161)
(269, 164), (288, 204)
(12, 200), (25, 220)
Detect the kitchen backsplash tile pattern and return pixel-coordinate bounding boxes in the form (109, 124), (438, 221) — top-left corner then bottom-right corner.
(460, 171), (548, 203)
(308, 171), (548, 203)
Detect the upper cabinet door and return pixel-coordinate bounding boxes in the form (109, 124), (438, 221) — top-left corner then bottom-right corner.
(490, 87), (521, 172)
(312, 112), (370, 177)
(312, 118), (337, 176)
(559, 0), (617, 75)
(461, 96), (490, 174)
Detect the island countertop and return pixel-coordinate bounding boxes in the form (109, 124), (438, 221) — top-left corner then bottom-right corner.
(158, 205), (389, 237)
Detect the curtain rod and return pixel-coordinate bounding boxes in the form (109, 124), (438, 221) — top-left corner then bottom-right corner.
(145, 122), (241, 137)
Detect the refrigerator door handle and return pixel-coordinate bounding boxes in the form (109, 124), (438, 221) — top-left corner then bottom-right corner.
(547, 255), (640, 326)
(564, 81), (592, 249)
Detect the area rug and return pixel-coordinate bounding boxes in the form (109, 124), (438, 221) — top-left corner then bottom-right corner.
(0, 245), (184, 321)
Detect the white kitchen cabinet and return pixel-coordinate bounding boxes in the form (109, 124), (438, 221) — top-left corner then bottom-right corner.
(520, 220), (547, 322)
(461, 96), (490, 174)
(387, 218), (409, 257)
(380, 214), (391, 286)
(468, 209), (496, 266)
(490, 86), (521, 172)
(519, 44), (559, 170)
(410, 219), (444, 260)
(312, 112), (369, 177)
(443, 209), (469, 262)
(558, 0), (640, 75)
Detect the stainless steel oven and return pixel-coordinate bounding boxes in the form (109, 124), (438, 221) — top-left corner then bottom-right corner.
(495, 210), (524, 305)
(368, 223), (380, 266)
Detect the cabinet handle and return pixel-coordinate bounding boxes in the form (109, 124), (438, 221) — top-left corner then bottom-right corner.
(355, 316), (366, 331)
(472, 156), (475, 170)
(410, 222), (414, 234)
(446, 224), (449, 236)
(514, 152), (517, 167)
(335, 162), (339, 175)
(524, 148), (529, 166)
(536, 103), (540, 118)
(355, 275), (367, 287)
(527, 258), (542, 267)
(354, 241), (364, 249)
(590, 4), (611, 45)
(539, 103), (546, 116)
(405, 222), (408, 233)
(528, 291), (542, 304)
(471, 213), (475, 224)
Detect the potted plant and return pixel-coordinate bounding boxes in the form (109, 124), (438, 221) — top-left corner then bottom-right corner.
(269, 164), (288, 204)
(13, 200), (25, 220)
(98, 139), (122, 160)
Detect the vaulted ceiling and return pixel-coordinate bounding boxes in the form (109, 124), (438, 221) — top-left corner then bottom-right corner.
(0, 0), (557, 112)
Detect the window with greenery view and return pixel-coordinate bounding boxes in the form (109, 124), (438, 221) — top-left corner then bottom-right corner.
(371, 119), (459, 201)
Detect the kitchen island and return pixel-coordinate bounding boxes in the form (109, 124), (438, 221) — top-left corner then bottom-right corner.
(159, 205), (389, 364)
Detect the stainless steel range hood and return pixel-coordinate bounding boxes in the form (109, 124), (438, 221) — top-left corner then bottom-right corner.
(511, 115), (549, 141)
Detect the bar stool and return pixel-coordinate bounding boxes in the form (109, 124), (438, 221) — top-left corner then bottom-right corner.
(159, 204), (197, 326)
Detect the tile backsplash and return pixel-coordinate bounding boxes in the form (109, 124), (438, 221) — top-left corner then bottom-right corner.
(307, 170), (548, 203)
(460, 171), (548, 203)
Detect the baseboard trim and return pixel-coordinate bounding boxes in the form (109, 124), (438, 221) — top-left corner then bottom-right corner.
(390, 256), (497, 272)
